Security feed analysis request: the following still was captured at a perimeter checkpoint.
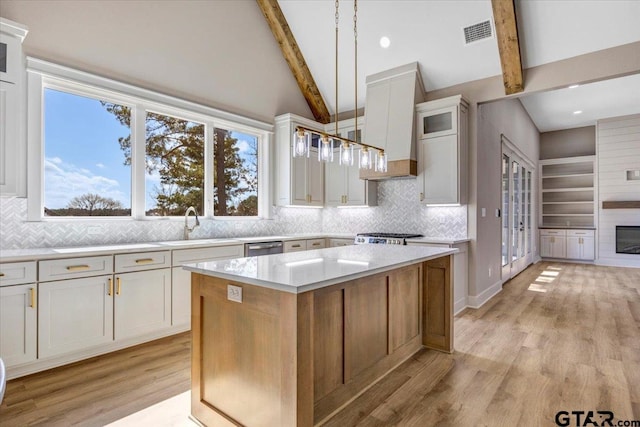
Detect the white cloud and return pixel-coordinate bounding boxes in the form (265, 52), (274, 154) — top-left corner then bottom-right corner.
(236, 139), (251, 153)
(96, 163), (105, 169)
(44, 157), (128, 208)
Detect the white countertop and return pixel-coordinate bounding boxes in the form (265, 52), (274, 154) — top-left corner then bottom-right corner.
(184, 244), (457, 294)
(406, 237), (470, 245)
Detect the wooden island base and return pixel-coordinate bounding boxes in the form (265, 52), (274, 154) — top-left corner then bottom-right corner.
(190, 256), (452, 427)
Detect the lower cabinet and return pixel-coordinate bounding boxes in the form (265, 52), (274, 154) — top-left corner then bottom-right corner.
(114, 269), (171, 340)
(284, 238), (327, 253)
(0, 283), (37, 366)
(328, 238), (354, 247)
(38, 275), (114, 358)
(540, 229), (594, 260)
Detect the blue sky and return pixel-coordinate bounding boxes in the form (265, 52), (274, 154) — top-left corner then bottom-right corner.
(44, 88), (131, 209)
(44, 88), (258, 212)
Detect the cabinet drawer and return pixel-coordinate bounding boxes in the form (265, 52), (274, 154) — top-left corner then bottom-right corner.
(306, 238), (326, 250)
(566, 229), (595, 237)
(115, 251), (171, 273)
(539, 229), (567, 237)
(172, 244), (244, 266)
(0, 261), (36, 286)
(40, 256), (113, 282)
(284, 240), (307, 252)
(328, 238), (354, 247)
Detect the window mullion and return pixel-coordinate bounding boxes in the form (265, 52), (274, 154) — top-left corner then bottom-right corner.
(131, 105), (146, 219)
(204, 122), (215, 218)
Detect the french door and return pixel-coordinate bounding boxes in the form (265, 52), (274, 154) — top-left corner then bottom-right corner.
(501, 144), (534, 281)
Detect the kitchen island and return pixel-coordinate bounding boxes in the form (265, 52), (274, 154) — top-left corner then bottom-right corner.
(184, 244), (456, 427)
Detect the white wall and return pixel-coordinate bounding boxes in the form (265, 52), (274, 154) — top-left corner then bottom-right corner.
(0, 0), (311, 123)
(474, 99), (540, 301)
(597, 114), (640, 267)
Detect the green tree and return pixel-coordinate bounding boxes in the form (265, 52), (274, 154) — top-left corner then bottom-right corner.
(102, 104), (256, 216)
(68, 193), (123, 213)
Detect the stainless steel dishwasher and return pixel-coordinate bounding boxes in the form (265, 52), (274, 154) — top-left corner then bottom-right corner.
(244, 241), (284, 257)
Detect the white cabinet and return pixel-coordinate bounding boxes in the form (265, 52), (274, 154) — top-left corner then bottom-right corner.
(566, 230), (595, 260)
(114, 252), (171, 340)
(540, 229), (594, 260)
(114, 269), (171, 340)
(284, 238), (326, 253)
(171, 244), (244, 328)
(38, 275), (114, 358)
(328, 238), (354, 247)
(0, 18), (28, 197)
(0, 260), (37, 367)
(324, 117), (377, 207)
(416, 95), (468, 205)
(275, 114), (325, 207)
(539, 229), (567, 258)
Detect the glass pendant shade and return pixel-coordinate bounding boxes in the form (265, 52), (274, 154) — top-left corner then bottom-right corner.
(319, 136), (334, 162)
(292, 129), (310, 158)
(340, 143), (354, 166)
(359, 147), (372, 169)
(375, 151), (388, 172)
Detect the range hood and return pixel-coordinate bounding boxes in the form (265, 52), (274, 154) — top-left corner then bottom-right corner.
(360, 62), (425, 180)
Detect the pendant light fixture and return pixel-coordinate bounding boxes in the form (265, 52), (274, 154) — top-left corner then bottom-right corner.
(291, 0), (387, 173)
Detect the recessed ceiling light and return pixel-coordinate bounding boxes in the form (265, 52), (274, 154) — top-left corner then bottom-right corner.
(568, 84), (580, 89)
(573, 110), (583, 115)
(379, 36), (391, 49)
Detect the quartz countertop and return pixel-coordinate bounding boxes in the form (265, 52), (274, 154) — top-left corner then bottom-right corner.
(184, 244), (457, 294)
(406, 237), (470, 245)
(0, 233), (356, 263)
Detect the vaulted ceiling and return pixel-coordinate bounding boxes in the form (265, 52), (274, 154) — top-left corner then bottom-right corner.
(275, 0), (640, 131)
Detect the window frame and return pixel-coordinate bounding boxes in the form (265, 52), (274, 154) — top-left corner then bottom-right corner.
(27, 58), (272, 221)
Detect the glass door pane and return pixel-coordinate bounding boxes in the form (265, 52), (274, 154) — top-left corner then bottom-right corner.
(519, 166), (526, 258)
(527, 170), (532, 255)
(512, 161), (521, 262)
(502, 154), (510, 267)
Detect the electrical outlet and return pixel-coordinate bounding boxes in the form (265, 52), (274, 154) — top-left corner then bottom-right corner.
(488, 267), (492, 277)
(481, 208), (486, 217)
(227, 285), (242, 303)
(87, 226), (103, 235)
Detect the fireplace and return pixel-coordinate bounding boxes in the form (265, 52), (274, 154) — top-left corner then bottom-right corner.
(616, 226), (640, 254)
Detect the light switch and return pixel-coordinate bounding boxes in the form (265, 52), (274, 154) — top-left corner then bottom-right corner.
(481, 208), (486, 217)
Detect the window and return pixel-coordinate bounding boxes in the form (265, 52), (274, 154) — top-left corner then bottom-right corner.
(145, 112), (204, 216)
(213, 128), (258, 216)
(43, 89), (131, 217)
(27, 59), (272, 221)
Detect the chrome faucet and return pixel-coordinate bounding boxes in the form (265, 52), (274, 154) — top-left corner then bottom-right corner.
(183, 206), (200, 240)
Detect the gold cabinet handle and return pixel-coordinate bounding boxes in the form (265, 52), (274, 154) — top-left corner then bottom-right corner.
(0, 272), (5, 277)
(30, 288), (36, 308)
(312, 242), (321, 246)
(291, 244), (301, 248)
(66, 264), (90, 272)
(135, 258), (154, 265)
(116, 277), (121, 295)
(108, 278), (113, 296)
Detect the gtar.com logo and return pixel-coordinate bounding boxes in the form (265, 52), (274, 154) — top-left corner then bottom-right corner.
(555, 411), (640, 427)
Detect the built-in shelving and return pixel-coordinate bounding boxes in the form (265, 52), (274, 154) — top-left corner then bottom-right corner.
(539, 156), (596, 228)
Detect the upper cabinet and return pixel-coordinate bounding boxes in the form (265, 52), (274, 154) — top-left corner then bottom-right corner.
(324, 117), (377, 207)
(416, 95), (469, 205)
(274, 114), (324, 207)
(0, 18), (28, 197)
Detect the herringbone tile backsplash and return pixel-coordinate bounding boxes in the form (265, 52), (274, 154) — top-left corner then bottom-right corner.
(1, 180), (466, 249)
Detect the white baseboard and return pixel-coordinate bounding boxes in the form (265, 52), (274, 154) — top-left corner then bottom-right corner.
(596, 258), (640, 268)
(454, 297), (468, 316)
(467, 280), (502, 309)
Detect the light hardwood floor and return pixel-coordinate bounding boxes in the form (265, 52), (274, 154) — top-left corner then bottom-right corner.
(1, 261), (638, 426)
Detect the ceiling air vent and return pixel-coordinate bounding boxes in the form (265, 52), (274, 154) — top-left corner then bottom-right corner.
(463, 20), (493, 45)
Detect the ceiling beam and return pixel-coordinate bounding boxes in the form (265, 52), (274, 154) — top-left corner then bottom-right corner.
(256, 0), (331, 124)
(491, 0), (524, 95)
